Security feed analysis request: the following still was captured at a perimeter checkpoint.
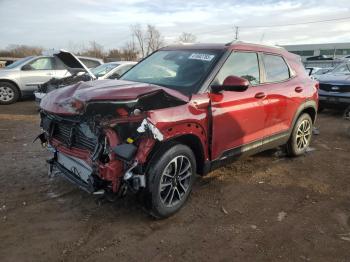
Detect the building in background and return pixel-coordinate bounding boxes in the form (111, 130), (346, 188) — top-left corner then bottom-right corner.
(281, 42), (350, 61)
(281, 42), (350, 68)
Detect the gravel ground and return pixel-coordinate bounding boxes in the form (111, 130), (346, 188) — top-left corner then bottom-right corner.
(1, 101), (350, 262)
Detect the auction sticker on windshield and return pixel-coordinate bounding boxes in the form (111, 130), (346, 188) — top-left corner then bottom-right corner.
(189, 53), (215, 61)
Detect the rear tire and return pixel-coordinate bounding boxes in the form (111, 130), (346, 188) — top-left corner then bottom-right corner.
(286, 113), (313, 157)
(143, 144), (196, 219)
(0, 82), (20, 104)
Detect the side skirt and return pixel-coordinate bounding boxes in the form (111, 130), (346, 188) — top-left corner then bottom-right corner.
(203, 131), (290, 175)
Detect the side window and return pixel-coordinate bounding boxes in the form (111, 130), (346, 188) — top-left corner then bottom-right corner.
(54, 57), (67, 70)
(262, 54), (290, 82)
(213, 52), (260, 86)
(27, 57), (54, 70)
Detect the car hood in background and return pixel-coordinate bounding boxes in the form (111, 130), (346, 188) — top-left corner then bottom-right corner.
(315, 73), (350, 85)
(40, 79), (189, 115)
(54, 50), (96, 79)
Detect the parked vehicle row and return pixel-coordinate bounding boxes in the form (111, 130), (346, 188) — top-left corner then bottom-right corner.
(305, 66), (333, 76)
(0, 52), (104, 104)
(36, 42), (318, 218)
(34, 51), (136, 103)
(315, 62), (350, 111)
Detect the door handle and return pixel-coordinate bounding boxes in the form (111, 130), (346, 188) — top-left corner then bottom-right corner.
(295, 86), (303, 93)
(46, 73), (54, 76)
(255, 92), (266, 99)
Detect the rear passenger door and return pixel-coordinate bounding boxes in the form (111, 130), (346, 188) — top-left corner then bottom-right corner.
(260, 53), (294, 135)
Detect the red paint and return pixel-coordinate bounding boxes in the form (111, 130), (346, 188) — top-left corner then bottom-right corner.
(40, 79), (188, 115)
(43, 42), (318, 194)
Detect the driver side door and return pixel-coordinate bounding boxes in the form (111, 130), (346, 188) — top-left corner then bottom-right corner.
(209, 51), (268, 160)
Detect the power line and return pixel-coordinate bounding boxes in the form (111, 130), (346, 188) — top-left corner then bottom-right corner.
(240, 16), (350, 28)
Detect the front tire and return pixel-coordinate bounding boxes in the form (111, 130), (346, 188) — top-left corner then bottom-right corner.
(286, 113), (313, 156)
(144, 144), (196, 219)
(0, 82), (20, 105)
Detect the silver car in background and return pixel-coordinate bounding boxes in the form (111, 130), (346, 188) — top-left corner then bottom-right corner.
(0, 55), (103, 104)
(34, 57), (137, 103)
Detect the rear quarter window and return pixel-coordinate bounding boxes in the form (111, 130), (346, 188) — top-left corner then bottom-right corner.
(262, 54), (290, 82)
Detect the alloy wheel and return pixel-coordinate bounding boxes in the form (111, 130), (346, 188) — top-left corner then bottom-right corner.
(0, 86), (14, 102)
(296, 119), (312, 150)
(159, 155), (192, 208)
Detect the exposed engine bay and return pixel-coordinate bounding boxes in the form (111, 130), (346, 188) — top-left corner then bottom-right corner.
(38, 73), (92, 94)
(37, 84), (188, 197)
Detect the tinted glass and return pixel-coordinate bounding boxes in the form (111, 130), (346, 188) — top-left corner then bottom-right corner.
(54, 57), (67, 70)
(213, 52), (260, 85)
(121, 50), (221, 95)
(108, 64), (134, 79)
(28, 57), (53, 70)
(80, 58), (101, 69)
(332, 63), (350, 74)
(262, 54), (290, 82)
(91, 63), (119, 77)
(5, 56), (34, 69)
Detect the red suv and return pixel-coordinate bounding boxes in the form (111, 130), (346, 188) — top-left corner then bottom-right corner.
(38, 42), (318, 218)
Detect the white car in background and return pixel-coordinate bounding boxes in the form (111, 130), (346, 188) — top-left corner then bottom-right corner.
(34, 51), (136, 103)
(0, 54), (103, 104)
(90, 61), (137, 80)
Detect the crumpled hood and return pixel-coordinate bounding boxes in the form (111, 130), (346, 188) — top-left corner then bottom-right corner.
(40, 79), (189, 115)
(316, 73), (350, 85)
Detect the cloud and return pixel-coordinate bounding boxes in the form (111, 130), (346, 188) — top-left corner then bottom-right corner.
(0, 0), (349, 50)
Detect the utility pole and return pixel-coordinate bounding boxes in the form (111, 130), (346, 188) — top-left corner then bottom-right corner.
(234, 25), (239, 40)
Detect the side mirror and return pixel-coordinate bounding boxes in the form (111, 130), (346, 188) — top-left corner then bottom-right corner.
(21, 64), (32, 71)
(211, 75), (250, 93)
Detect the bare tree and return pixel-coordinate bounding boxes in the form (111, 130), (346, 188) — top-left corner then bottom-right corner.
(145, 25), (164, 55)
(178, 32), (197, 43)
(107, 42), (138, 61)
(131, 24), (146, 58)
(80, 41), (104, 58)
(122, 40), (138, 60)
(131, 24), (164, 58)
(0, 44), (43, 58)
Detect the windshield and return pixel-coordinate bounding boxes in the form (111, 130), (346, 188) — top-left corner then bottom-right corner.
(90, 63), (119, 78)
(120, 50), (222, 95)
(331, 63), (350, 74)
(5, 56), (34, 69)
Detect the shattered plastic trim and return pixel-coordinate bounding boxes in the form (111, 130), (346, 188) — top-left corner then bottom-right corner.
(137, 119), (164, 141)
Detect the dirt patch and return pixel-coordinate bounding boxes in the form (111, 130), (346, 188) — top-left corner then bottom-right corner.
(1, 101), (350, 261)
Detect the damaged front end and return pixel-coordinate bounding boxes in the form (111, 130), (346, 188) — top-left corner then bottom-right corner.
(37, 83), (188, 197)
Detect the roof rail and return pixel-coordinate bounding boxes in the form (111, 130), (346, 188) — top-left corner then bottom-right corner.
(225, 40), (244, 46)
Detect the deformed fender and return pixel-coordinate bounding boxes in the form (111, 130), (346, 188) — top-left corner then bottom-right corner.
(137, 96), (211, 164)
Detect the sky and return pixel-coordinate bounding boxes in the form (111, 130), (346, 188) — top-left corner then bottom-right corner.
(0, 0), (350, 51)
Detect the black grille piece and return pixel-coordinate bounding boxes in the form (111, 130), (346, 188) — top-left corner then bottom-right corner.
(53, 123), (97, 151)
(319, 83), (350, 93)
